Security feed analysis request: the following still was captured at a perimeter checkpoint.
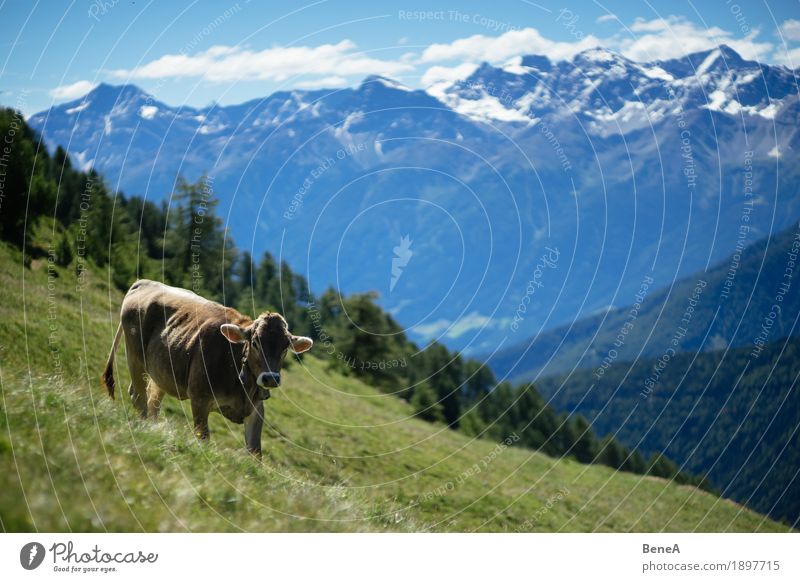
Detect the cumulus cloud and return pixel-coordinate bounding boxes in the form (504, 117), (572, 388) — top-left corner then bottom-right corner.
(416, 17), (777, 74)
(420, 63), (479, 87)
(294, 76), (348, 89)
(778, 19), (800, 42)
(49, 80), (97, 100)
(113, 41), (414, 83)
(617, 16), (773, 62)
(773, 46), (800, 68)
(87, 15), (788, 96)
(419, 28), (601, 64)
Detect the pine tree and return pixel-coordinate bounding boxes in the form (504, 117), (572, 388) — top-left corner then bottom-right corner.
(648, 453), (679, 479)
(54, 232), (72, 267)
(624, 448), (648, 473)
(458, 407), (487, 437)
(598, 436), (628, 469)
(163, 176), (232, 299)
(570, 415), (599, 463)
(411, 383), (445, 423)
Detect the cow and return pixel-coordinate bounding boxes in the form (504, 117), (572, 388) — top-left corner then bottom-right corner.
(101, 279), (313, 457)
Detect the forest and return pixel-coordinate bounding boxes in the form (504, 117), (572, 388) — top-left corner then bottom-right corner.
(536, 338), (800, 523)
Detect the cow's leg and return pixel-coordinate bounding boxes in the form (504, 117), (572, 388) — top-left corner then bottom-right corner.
(146, 381), (166, 420)
(244, 400), (264, 459)
(125, 354), (148, 419)
(191, 399), (210, 440)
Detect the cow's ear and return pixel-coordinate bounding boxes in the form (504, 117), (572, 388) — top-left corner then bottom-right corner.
(221, 323), (247, 344)
(290, 335), (313, 354)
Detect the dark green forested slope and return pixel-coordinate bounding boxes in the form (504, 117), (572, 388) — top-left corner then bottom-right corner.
(536, 338), (800, 526)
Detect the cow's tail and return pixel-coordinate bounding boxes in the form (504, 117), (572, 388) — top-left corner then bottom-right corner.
(101, 323), (124, 399)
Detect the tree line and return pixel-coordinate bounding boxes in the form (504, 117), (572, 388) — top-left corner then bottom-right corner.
(0, 107), (706, 487)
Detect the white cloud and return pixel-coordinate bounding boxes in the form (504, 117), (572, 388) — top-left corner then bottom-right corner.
(413, 311), (493, 340)
(446, 311), (493, 339)
(49, 80), (97, 100)
(294, 76), (348, 89)
(628, 17), (677, 33)
(420, 63), (478, 87)
(88, 15), (788, 99)
(114, 41), (414, 83)
(412, 318), (450, 338)
(596, 14), (619, 24)
(416, 17), (778, 77)
(419, 28), (602, 64)
(618, 16), (773, 62)
(778, 19), (800, 42)
(773, 46), (800, 68)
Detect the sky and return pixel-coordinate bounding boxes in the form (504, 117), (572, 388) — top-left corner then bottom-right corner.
(1, 0), (799, 116)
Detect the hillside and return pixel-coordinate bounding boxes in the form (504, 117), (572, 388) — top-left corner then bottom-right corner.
(0, 105), (685, 489)
(489, 221), (800, 382)
(535, 339), (800, 526)
(0, 242), (790, 532)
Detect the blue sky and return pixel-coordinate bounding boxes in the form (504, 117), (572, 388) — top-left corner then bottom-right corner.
(2, 0), (799, 115)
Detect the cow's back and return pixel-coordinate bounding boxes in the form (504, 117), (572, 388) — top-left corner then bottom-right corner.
(120, 280), (248, 400)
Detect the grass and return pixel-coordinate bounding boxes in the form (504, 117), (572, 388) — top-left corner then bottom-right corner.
(0, 239), (791, 532)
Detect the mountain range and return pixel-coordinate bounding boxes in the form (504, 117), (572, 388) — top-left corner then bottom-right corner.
(27, 44), (800, 358)
(489, 221), (800, 382)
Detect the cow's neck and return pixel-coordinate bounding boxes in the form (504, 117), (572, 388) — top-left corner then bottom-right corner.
(237, 344), (270, 401)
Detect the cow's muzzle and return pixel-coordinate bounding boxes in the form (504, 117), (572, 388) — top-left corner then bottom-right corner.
(257, 371), (281, 388)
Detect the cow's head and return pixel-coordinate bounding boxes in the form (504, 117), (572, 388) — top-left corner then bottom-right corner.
(220, 313), (313, 388)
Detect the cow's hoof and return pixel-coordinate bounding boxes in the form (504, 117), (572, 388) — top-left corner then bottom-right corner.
(247, 449), (262, 461)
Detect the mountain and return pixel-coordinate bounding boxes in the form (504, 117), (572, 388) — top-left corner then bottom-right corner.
(534, 337), (800, 525)
(0, 240), (789, 532)
(433, 45), (797, 130)
(26, 46), (800, 356)
(488, 221), (800, 382)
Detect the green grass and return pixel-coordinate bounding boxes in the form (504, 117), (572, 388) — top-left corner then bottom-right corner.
(0, 240), (791, 532)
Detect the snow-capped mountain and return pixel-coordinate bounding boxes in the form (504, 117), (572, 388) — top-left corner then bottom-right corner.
(27, 46), (799, 356)
(431, 45), (796, 134)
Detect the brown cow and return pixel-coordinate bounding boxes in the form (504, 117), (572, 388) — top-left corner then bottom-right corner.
(101, 279), (313, 456)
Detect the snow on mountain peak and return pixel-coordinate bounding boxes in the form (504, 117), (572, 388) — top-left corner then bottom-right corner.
(139, 105), (158, 120)
(28, 42), (796, 144)
(360, 75), (412, 92)
(695, 49), (722, 76)
(574, 47), (624, 63)
(423, 44), (794, 132)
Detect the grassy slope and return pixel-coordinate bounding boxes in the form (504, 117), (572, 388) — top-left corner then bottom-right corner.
(0, 241), (789, 532)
